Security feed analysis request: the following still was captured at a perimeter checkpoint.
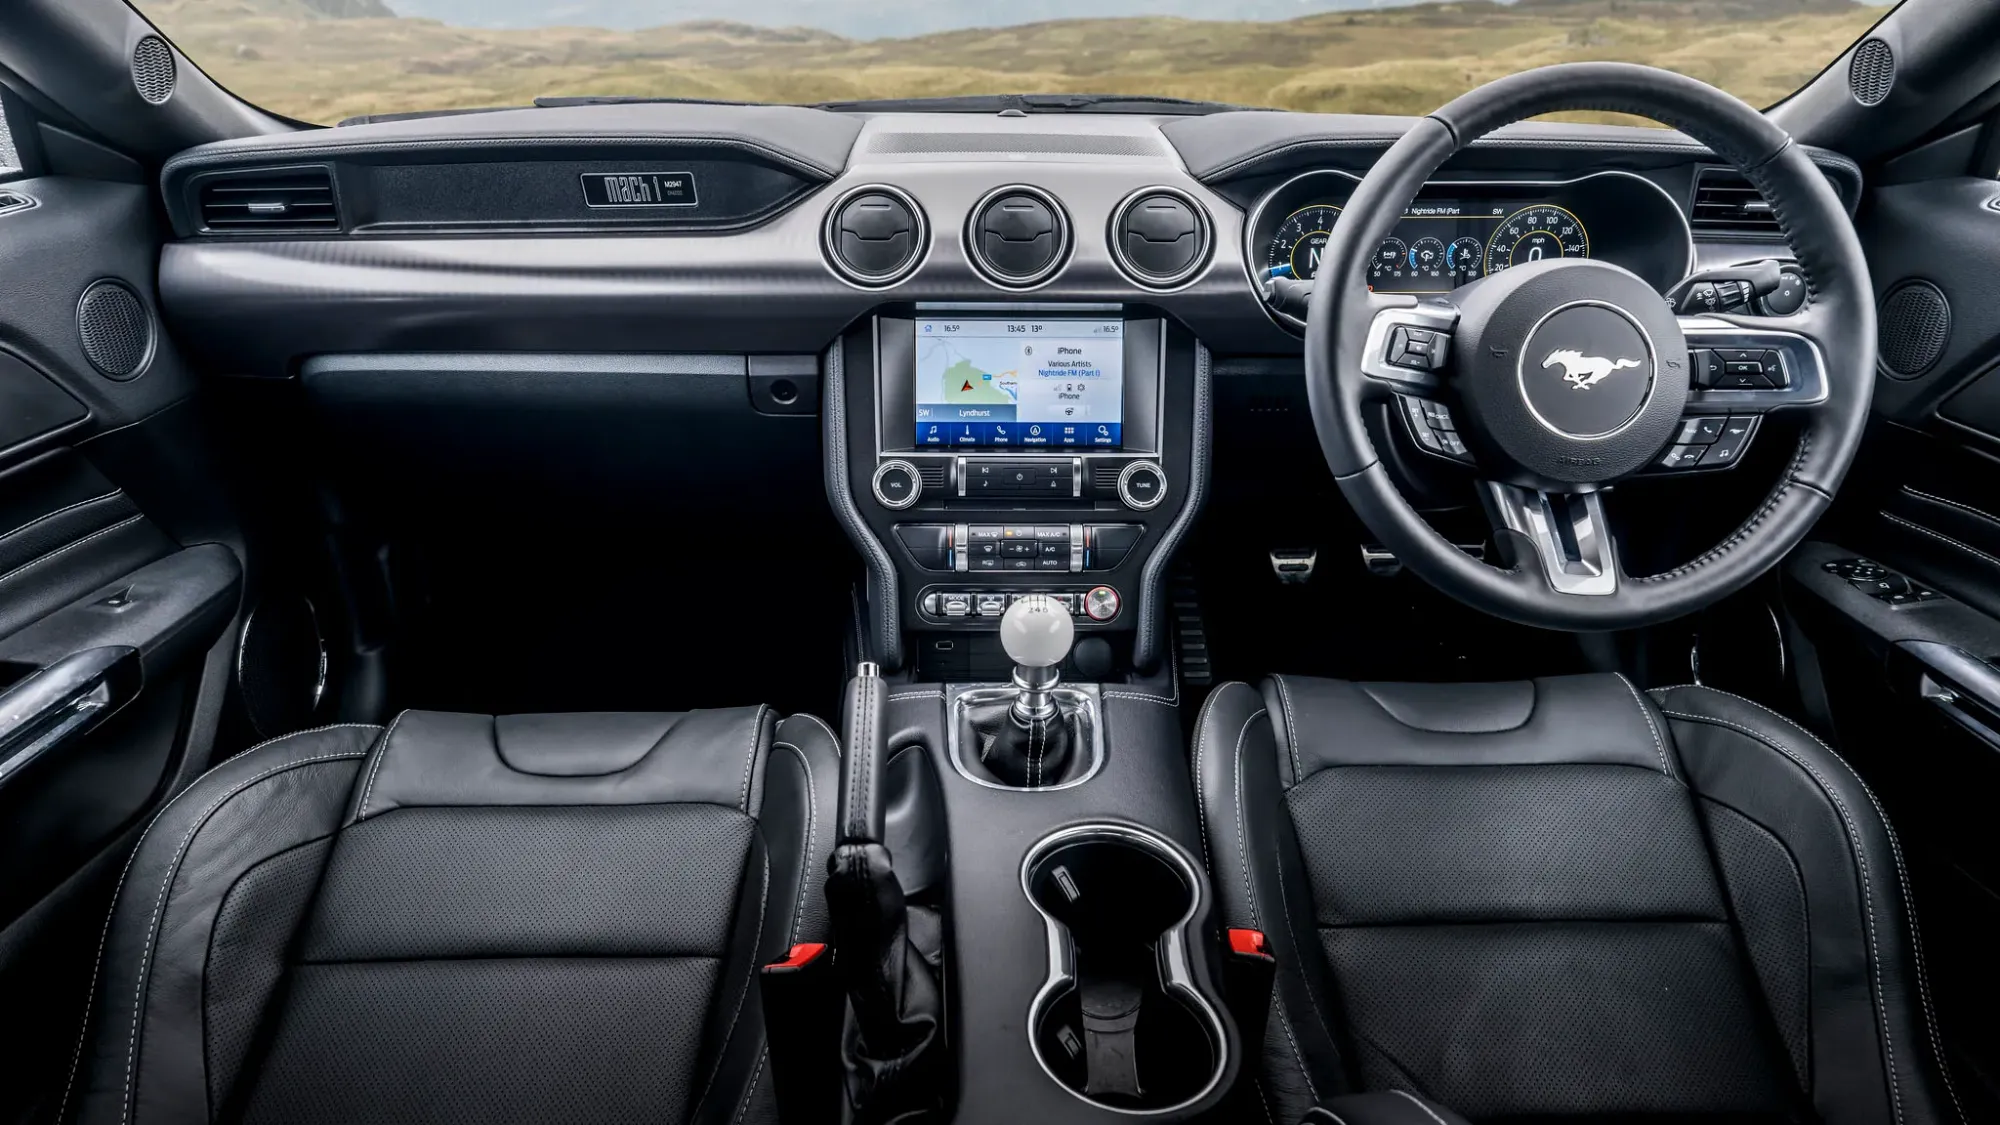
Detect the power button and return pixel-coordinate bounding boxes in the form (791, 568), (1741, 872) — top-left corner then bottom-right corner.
(1083, 586), (1121, 622)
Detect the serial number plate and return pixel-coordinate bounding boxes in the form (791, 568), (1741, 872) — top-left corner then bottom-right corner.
(580, 171), (698, 209)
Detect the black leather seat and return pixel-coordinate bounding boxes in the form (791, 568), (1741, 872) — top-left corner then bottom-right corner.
(1195, 674), (1965, 1124)
(60, 706), (839, 1125)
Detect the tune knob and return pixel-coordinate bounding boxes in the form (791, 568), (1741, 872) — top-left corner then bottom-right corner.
(872, 460), (921, 509)
(1116, 461), (1167, 511)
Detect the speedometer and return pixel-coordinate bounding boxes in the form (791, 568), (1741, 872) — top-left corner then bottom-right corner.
(1265, 204), (1340, 282)
(1484, 205), (1589, 274)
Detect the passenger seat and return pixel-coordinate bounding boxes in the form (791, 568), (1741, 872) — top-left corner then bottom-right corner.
(60, 707), (838, 1125)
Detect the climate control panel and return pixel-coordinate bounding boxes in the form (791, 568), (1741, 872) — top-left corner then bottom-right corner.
(893, 523), (1144, 573)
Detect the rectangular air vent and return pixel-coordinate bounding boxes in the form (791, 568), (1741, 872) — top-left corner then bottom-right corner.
(197, 166), (340, 233)
(918, 463), (948, 492)
(1691, 167), (1780, 236)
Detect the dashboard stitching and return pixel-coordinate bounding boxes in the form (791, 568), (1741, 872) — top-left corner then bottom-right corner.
(165, 133), (839, 181)
(1900, 487), (2000, 532)
(1881, 512), (2000, 572)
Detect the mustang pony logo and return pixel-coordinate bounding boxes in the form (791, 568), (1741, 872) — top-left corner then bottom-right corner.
(1542, 349), (1642, 389)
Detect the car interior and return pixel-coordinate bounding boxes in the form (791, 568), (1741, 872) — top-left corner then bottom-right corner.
(2, 0), (2000, 1122)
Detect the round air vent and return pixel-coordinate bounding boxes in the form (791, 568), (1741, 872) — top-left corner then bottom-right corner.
(1849, 37), (1895, 106)
(131, 34), (177, 105)
(1878, 280), (1950, 380)
(966, 185), (1071, 288)
(1109, 187), (1211, 289)
(823, 185), (927, 287)
(76, 280), (155, 381)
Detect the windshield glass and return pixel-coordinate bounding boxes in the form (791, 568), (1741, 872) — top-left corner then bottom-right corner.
(133, 0), (1891, 127)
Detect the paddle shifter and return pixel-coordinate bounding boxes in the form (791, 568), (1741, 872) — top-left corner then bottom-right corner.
(961, 595), (1088, 788)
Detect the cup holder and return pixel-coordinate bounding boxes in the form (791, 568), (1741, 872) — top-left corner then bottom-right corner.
(1021, 825), (1229, 1115)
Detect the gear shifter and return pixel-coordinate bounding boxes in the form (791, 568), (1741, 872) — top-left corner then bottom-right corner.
(963, 596), (1088, 788)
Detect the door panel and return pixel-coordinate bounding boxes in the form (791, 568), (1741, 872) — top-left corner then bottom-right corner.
(1785, 164), (2000, 1116)
(0, 156), (243, 1122)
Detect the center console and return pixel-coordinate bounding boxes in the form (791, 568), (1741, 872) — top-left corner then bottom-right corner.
(829, 305), (1208, 680)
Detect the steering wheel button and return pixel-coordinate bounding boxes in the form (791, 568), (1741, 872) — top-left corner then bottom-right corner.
(1659, 444), (1706, 470)
(1676, 417), (1727, 445)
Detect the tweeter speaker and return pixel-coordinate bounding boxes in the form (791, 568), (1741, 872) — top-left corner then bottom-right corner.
(131, 34), (177, 105)
(1849, 37), (1895, 106)
(76, 279), (156, 381)
(1878, 280), (1950, 380)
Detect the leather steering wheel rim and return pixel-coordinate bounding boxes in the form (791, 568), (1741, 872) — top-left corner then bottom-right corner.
(1304, 63), (1876, 631)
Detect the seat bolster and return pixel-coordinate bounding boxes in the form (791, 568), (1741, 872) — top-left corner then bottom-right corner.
(347, 705), (776, 822)
(1302, 1090), (1473, 1125)
(764, 712), (842, 948)
(1194, 682), (1350, 1123)
(61, 723), (381, 1125)
(1653, 684), (1965, 1125)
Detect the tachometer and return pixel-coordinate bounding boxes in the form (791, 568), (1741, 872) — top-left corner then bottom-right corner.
(1484, 205), (1589, 274)
(1265, 204), (1341, 282)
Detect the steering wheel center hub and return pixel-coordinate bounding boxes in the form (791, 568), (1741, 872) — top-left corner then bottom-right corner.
(1451, 259), (1688, 488)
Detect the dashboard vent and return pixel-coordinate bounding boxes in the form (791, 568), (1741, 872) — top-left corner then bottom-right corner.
(918, 463), (948, 493)
(1690, 168), (1779, 236)
(823, 186), (926, 287)
(131, 35), (176, 105)
(966, 185), (1071, 288)
(1110, 188), (1211, 288)
(1092, 464), (1125, 494)
(0, 190), (35, 218)
(198, 167), (340, 234)
(1849, 37), (1896, 106)
(869, 132), (1162, 157)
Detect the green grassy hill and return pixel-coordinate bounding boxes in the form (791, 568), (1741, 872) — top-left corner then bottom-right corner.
(137, 0), (1884, 125)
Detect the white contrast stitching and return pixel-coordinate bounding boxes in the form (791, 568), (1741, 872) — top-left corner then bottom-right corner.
(55, 721), (374, 1123)
(885, 690), (944, 702)
(0, 513), (145, 589)
(1191, 682), (1249, 878)
(774, 742), (816, 946)
(1613, 672), (1676, 780)
(1391, 1090), (1450, 1125)
(0, 491), (121, 544)
(731, 1047), (769, 1125)
(1657, 704), (1906, 1125)
(1882, 512), (2000, 572)
(1233, 709), (1269, 932)
(739, 704), (769, 813)
(121, 751), (368, 1125)
(690, 849), (769, 1115)
(1271, 675), (1303, 786)
(356, 709), (411, 821)
(793, 711), (842, 759)
(1662, 684), (1966, 1125)
(1904, 486), (2000, 531)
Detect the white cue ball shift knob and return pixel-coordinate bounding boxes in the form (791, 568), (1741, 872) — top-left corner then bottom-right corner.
(1000, 595), (1075, 669)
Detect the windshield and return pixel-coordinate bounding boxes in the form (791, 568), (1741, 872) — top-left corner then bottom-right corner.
(133, 0), (1892, 127)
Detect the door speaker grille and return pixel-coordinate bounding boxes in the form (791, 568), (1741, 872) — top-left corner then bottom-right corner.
(131, 35), (177, 104)
(1849, 37), (1895, 106)
(1878, 280), (1949, 379)
(77, 280), (155, 381)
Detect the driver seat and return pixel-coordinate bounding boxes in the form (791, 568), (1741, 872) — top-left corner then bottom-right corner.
(1195, 675), (1963, 1124)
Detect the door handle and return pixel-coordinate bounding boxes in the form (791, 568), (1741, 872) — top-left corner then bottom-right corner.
(0, 646), (141, 788)
(1896, 640), (2000, 751)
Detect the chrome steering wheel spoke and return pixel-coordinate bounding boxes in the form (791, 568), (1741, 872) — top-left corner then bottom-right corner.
(1479, 483), (1619, 597)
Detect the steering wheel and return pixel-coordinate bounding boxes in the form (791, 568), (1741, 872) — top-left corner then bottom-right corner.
(1306, 63), (1875, 631)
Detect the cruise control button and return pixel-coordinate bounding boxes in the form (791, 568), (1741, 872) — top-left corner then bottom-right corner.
(1436, 429), (1469, 458)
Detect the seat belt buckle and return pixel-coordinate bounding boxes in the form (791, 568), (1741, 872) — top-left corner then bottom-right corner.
(758, 942), (839, 1120)
(1220, 927), (1277, 1100)
(1226, 928), (1274, 962)
(763, 942), (828, 975)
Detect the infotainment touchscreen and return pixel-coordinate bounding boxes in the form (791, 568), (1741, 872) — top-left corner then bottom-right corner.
(913, 317), (1123, 447)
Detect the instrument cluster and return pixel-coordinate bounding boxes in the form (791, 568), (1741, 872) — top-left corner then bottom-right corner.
(1246, 170), (1693, 326)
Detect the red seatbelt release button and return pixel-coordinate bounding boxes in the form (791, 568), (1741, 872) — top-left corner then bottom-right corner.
(764, 942), (827, 972)
(1227, 928), (1272, 960)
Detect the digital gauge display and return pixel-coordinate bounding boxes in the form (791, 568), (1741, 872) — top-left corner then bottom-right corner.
(1263, 200), (1592, 295)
